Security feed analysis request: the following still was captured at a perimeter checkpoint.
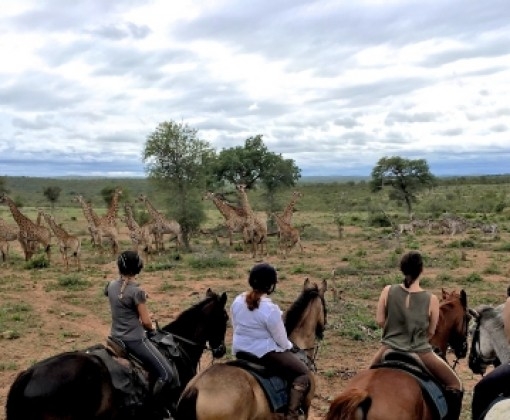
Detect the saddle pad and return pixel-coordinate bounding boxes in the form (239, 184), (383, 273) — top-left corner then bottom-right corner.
(249, 370), (288, 413)
(86, 346), (148, 408)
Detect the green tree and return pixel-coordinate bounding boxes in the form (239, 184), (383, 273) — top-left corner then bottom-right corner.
(212, 135), (301, 191)
(370, 156), (435, 215)
(143, 120), (214, 250)
(43, 186), (62, 210)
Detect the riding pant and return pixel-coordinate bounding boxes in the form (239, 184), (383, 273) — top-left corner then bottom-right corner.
(260, 350), (310, 390)
(122, 337), (180, 389)
(471, 363), (510, 420)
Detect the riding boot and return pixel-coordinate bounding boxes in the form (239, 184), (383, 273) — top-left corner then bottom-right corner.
(444, 387), (463, 420)
(152, 379), (174, 420)
(286, 384), (307, 420)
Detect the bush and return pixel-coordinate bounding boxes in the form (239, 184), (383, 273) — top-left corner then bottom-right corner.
(24, 254), (49, 269)
(187, 254), (236, 269)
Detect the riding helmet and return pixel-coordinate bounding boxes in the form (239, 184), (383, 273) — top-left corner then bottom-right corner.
(248, 263), (277, 294)
(117, 250), (144, 276)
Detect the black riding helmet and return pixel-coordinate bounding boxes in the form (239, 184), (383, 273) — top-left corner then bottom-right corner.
(117, 250), (144, 276)
(248, 263), (277, 295)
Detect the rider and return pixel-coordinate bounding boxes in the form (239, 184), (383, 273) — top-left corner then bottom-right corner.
(471, 288), (510, 420)
(231, 262), (311, 420)
(370, 251), (463, 420)
(105, 250), (179, 419)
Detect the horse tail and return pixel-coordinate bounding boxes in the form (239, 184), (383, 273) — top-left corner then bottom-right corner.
(5, 368), (33, 420)
(176, 386), (198, 420)
(326, 388), (372, 420)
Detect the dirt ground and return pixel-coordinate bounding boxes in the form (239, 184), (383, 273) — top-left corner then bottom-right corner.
(0, 222), (508, 419)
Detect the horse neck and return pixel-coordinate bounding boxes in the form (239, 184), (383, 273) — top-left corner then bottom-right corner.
(163, 311), (206, 364)
(484, 322), (510, 364)
(430, 302), (456, 355)
(287, 298), (322, 357)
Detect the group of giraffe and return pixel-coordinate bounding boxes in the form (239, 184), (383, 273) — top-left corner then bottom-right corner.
(204, 187), (304, 258)
(0, 190), (182, 270)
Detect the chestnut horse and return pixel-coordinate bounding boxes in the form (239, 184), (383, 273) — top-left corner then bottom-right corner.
(326, 289), (470, 420)
(176, 278), (328, 420)
(6, 288), (229, 420)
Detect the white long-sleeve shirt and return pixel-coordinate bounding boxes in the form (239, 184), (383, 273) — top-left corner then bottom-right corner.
(231, 292), (292, 358)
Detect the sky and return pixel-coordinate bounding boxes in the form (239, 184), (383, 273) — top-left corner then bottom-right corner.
(1, 0), (510, 178)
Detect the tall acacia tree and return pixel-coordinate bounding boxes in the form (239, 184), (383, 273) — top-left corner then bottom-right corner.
(143, 121), (214, 250)
(212, 135), (301, 212)
(370, 156), (436, 216)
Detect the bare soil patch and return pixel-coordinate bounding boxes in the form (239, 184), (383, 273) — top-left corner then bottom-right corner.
(0, 220), (508, 419)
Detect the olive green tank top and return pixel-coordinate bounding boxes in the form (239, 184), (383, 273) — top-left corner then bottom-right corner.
(381, 284), (432, 352)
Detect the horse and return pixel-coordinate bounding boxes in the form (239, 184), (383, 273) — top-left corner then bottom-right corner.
(5, 288), (229, 420)
(468, 304), (510, 420)
(176, 278), (328, 420)
(325, 289), (470, 420)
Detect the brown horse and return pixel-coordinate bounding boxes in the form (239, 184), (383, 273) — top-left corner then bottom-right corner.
(325, 289), (470, 420)
(176, 278), (328, 420)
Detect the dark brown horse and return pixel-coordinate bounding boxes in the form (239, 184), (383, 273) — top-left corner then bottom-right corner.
(176, 278), (328, 420)
(5, 288), (228, 420)
(325, 289), (470, 420)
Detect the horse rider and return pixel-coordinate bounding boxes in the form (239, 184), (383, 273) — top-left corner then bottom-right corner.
(471, 288), (510, 420)
(105, 250), (180, 419)
(370, 251), (464, 420)
(230, 263), (311, 420)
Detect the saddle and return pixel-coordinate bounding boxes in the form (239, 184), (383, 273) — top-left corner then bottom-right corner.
(227, 351), (309, 413)
(372, 350), (448, 419)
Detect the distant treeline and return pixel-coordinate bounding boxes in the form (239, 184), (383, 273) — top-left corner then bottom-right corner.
(1, 174), (510, 216)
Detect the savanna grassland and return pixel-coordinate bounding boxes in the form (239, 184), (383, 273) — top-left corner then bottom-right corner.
(1, 176), (510, 419)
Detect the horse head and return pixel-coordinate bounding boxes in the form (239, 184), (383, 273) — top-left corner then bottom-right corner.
(161, 288), (228, 361)
(432, 289), (470, 360)
(468, 305), (504, 376)
(202, 288), (229, 358)
(284, 278), (328, 363)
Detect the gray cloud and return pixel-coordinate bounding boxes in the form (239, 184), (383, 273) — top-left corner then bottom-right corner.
(2, 0), (510, 178)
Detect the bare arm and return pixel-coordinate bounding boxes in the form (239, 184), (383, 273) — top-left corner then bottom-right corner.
(503, 297), (510, 344)
(427, 294), (440, 339)
(137, 302), (154, 331)
(376, 285), (391, 328)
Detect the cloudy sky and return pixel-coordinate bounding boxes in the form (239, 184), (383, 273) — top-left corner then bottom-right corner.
(1, 0), (509, 178)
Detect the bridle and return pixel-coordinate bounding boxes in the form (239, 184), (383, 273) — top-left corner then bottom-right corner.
(468, 315), (498, 376)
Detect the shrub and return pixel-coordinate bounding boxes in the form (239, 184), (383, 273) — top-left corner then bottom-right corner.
(187, 254), (236, 269)
(24, 254), (49, 269)
(463, 272), (483, 283)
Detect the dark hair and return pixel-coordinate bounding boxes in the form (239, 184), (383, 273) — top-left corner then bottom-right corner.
(246, 263), (277, 310)
(117, 250), (143, 276)
(400, 251), (423, 288)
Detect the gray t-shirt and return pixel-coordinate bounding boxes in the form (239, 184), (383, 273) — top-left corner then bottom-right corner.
(105, 279), (147, 341)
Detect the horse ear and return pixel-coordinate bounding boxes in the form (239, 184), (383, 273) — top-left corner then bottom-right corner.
(441, 288), (448, 300)
(320, 279), (328, 296)
(206, 288), (213, 297)
(220, 292), (227, 306)
(469, 308), (480, 319)
(303, 278), (310, 289)
(460, 289), (467, 308)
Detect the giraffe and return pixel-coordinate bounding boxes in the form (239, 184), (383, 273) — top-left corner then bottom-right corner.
(280, 190), (303, 224)
(235, 184), (267, 258)
(0, 193), (52, 261)
(39, 210), (81, 271)
(98, 187), (123, 228)
(73, 194), (118, 255)
(136, 194), (183, 252)
(203, 191), (247, 247)
(271, 212), (303, 257)
(73, 195), (101, 246)
(121, 202), (153, 259)
(0, 218), (19, 262)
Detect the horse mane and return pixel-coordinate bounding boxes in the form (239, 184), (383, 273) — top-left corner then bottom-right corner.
(161, 293), (218, 334)
(284, 286), (327, 339)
